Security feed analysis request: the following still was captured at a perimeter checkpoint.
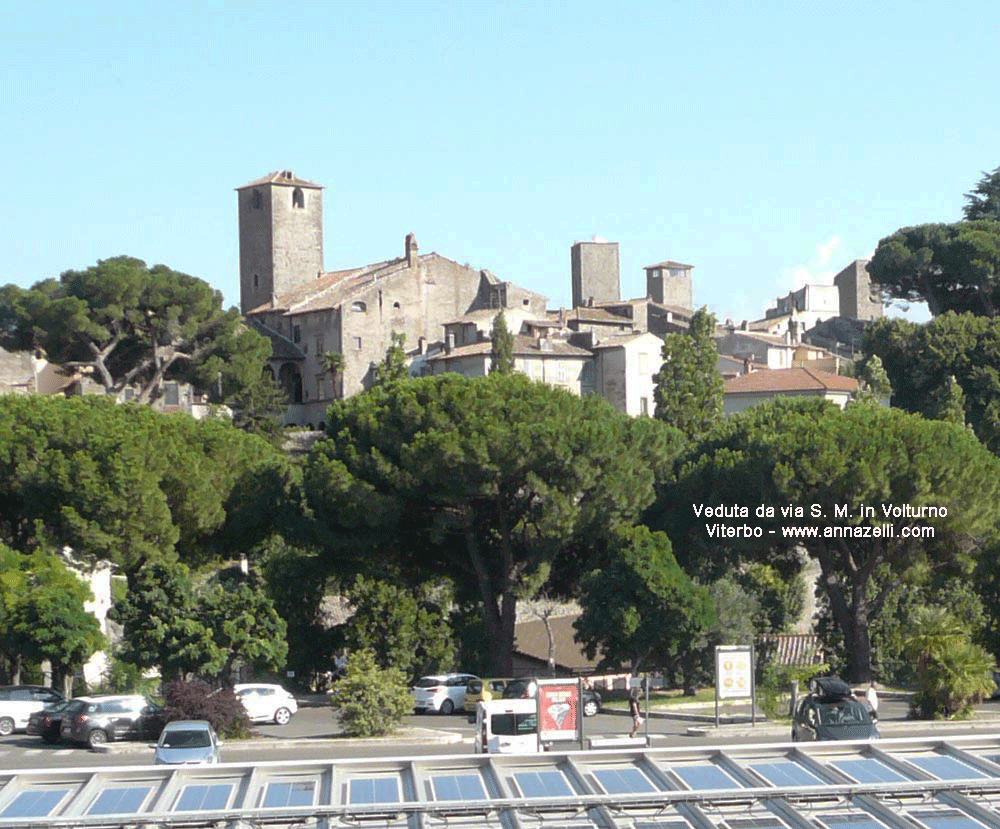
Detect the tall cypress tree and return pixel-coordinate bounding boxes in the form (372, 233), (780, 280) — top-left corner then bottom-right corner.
(489, 311), (515, 375)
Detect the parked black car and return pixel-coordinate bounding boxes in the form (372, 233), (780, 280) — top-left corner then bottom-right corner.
(791, 677), (879, 742)
(60, 695), (166, 748)
(502, 678), (603, 717)
(0, 685), (65, 736)
(26, 700), (72, 744)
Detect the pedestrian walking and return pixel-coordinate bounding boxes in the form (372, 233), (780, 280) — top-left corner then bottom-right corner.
(628, 688), (644, 738)
(866, 681), (879, 720)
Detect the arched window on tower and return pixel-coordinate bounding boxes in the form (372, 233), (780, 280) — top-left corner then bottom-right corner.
(251, 189), (262, 209)
(292, 187), (304, 209)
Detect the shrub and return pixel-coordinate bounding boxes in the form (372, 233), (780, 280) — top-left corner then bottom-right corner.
(162, 679), (251, 739)
(329, 650), (412, 737)
(757, 662), (830, 721)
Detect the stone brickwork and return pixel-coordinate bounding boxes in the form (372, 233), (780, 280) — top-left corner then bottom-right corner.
(237, 171), (324, 315)
(834, 259), (883, 322)
(571, 240), (620, 308)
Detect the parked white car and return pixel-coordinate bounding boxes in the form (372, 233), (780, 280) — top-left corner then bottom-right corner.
(411, 674), (478, 715)
(0, 685), (65, 736)
(233, 683), (298, 725)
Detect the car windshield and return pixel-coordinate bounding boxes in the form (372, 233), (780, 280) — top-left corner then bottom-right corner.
(414, 678), (441, 688)
(467, 680), (483, 694)
(161, 729), (212, 748)
(817, 701), (872, 727)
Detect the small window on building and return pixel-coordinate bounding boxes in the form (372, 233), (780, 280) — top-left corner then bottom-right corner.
(251, 189), (262, 209)
(293, 325), (301, 343)
(351, 301), (367, 312)
(253, 273), (259, 289)
(292, 187), (304, 209)
(640, 396), (649, 416)
(315, 335), (324, 354)
(393, 301), (401, 310)
(354, 336), (362, 350)
(522, 298), (530, 306)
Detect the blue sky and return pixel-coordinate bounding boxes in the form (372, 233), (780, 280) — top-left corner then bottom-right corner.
(4, 1), (997, 325)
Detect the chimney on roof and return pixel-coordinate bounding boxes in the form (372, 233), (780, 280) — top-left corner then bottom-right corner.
(405, 233), (419, 269)
(446, 332), (454, 354)
(283, 170), (294, 180)
(743, 357), (753, 374)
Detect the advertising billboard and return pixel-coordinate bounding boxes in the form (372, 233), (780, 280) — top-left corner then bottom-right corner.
(537, 680), (580, 742)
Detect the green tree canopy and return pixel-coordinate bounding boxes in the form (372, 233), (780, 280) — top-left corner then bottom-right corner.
(305, 373), (683, 676)
(653, 398), (1000, 682)
(0, 395), (285, 577)
(0, 256), (272, 403)
(867, 221), (1000, 317)
(574, 525), (716, 680)
(340, 576), (455, 680)
(489, 310), (515, 375)
(863, 313), (1000, 451)
(964, 165), (1000, 222)
(653, 307), (724, 438)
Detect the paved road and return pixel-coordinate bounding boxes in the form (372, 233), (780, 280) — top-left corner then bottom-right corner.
(4, 694), (999, 770)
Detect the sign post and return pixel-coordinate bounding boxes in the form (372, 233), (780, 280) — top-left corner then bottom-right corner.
(536, 679), (582, 750)
(715, 644), (755, 728)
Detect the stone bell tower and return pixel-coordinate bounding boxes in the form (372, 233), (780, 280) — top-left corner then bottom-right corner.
(236, 170), (324, 314)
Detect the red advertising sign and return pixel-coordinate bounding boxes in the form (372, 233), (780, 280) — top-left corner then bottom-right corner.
(537, 681), (580, 741)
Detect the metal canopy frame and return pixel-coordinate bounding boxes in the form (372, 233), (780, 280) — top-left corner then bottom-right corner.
(4, 735), (1000, 828)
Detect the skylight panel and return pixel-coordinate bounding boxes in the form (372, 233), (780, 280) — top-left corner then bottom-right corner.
(747, 761), (824, 787)
(831, 758), (908, 784)
(1, 789), (70, 819)
(263, 780), (316, 808)
(88, 786), (153, 815)
(349, 776), (400, 804)
(593, 767), (657, 795)
(905, 755), (988, 780)
(175, 783), (232, 811)
(431, 773), (486, 801)
(670, 763), (744, 790)
(513, 770), (574, 798)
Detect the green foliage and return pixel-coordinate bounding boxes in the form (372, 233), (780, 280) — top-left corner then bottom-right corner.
(964, 165), (1000, 222)
(851, 354), (892, 405)
(341, 576), (455, 680)
(111, 562), (287, 682)
(0, 256), (272, 403)
(0, 550), (104, 693)
(756, 662), (830, 721)
(653, 307), (724, 439)
(228, 370), (289, 444)
(374, 332), (409, 386)
(0, 395), (283, 577)
(733, 563), (806, 634)
(905, 607), (994, 719)
(489, 311), (515, 375)
(262, 538), (337, 685)
(329, 649), (413, 737)
(200, 576), (288, 681)
(306, 373), (681, 676)
(867, 221), (1000, 316)
(863, 313), (1000, 451)
(656, 398), (1000, 682)
(574, 525), (716, 683)
(99, 649), (160, 695)
(321, 351), (345, 400)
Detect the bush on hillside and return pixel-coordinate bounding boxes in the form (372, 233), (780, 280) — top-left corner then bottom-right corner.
(162, 679), (251, 739)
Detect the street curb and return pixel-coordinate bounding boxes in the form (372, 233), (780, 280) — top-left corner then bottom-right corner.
(94, 727), (465, 755)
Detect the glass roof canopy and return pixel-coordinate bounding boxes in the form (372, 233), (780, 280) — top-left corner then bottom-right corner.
(5, 735), (1000, 829)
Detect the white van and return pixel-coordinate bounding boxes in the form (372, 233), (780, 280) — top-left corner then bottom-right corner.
(474, 699), (540, 754)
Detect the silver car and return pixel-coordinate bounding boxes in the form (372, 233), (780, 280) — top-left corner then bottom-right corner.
(151, 720), (221, 765)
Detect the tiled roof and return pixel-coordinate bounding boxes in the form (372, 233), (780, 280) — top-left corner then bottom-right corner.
(717, 328), (794, 347)
(514, 614), (604, 672)
(758, 633), (825, 666)
(566, 307), (632, 324)
(643, 259), (693, 270)
(429, 335), (593, 360)
(724, 367), (858, 394)
(245, 317), (304, 361)
(237, 170), (323, 190)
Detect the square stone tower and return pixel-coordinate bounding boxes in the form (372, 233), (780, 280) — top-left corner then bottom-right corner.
(645, 260), (693, 312)
(236, 170), (324, 314)
(834, 259), (883, 322)
(571, 239), (620, 308)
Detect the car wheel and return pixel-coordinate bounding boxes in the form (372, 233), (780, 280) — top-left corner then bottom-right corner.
(0, 717), (13, 737)
(583, 699), (599, 717)
(87, 729), (108, 748)
(274, 707), (292, 725)
(440, 699), (455, 715)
